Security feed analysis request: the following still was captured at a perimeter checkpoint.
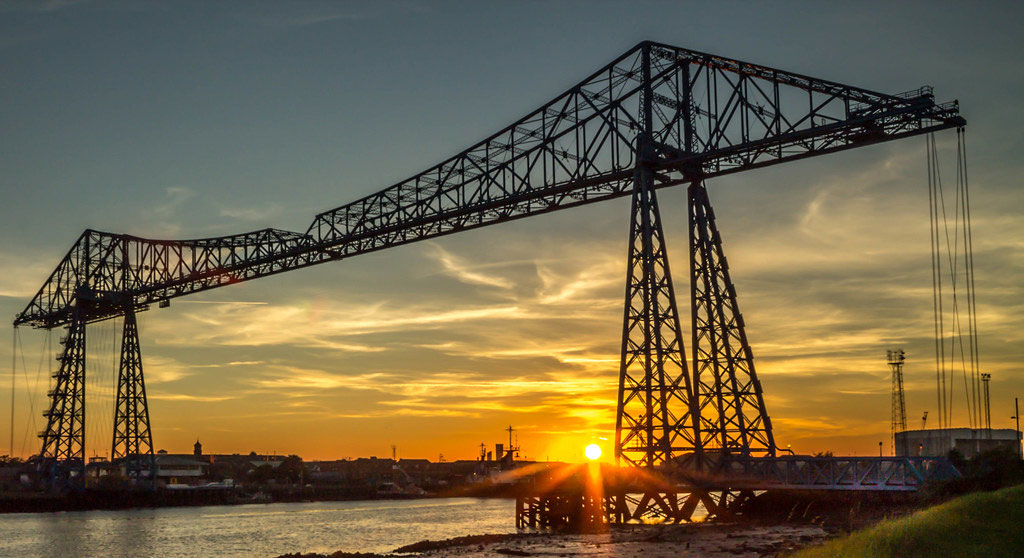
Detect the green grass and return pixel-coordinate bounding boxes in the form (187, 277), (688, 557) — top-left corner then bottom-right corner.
(791, 484), (1024, 558)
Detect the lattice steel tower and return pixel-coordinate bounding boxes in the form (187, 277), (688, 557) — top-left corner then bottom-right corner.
(111, 307), (155, 480)
(38, 308), (87, 482)
(888, 349), (908, 455)
(615, 47), (697, 469)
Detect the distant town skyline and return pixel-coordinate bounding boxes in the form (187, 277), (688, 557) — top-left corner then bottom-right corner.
(2, 1), (1022, 463)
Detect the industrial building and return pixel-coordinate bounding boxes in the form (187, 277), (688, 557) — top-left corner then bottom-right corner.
(895, 428), (1022, 459)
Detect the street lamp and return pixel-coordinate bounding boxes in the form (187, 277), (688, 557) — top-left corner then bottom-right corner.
(1012, 397), (1022, 461)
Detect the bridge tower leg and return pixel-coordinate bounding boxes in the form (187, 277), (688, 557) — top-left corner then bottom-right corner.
(39, 306), (87, 486)
(688, 181), (776, 467)
(111, 306), (155, 484)
(614, 41), (697, 472)
(610, 163), (709, 523)
(614, 171), (696, 469)
(608, 44), (776, 524)
(609, 42), (705, 523)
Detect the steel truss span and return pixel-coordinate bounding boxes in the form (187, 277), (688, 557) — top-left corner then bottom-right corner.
(16, 41), (962, 329)
(16, 41), (964, 487)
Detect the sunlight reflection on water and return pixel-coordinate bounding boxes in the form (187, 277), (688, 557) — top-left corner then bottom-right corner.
(0, 497), (516, 558)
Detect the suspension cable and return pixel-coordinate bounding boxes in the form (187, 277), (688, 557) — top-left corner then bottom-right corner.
(927, 129), (981, 431)
(21, 330), (49, 458)
(952, 128), (978, 428)
(927, 134), (946, 429)
(960, 129), (983, 431)
(935, 133), (974, 428)
(9, 327), (15, 457)
(957, 129), (979, 428)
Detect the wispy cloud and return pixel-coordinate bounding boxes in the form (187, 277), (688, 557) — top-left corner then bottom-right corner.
(152, 300), (525, 348)
(0, 250), (60, 298)
(535, 256), (619, 304)
(132, 186), (198, 238)
(177, 301), (268, 305)
(141, 354), (194, 384)
(249, 369), (388, 391)
(147, 393), (236, 402)
(427, 243), (515, 290)
(219, 205), (283, 223)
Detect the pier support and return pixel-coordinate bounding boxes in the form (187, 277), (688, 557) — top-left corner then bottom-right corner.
(515, 482), (757, 527)
(516, 492), (611, 529)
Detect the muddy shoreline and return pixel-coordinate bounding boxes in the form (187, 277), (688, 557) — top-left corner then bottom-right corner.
(274, 490), (927, 558)
(276, 523), (831, 558)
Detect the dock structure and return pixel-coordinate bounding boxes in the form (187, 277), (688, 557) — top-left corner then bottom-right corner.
(515, 456), (960, 528)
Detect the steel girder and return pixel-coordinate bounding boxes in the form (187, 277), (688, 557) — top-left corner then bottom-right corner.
(15, 41), (963, 329)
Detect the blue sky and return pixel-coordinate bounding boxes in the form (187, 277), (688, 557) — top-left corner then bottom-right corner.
(1, 1), (1022, 461)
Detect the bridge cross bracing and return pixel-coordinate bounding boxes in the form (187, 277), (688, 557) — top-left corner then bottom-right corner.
(14, 41), (964, 497)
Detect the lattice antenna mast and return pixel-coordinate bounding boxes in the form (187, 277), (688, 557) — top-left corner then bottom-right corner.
(888, 349), (908, 455)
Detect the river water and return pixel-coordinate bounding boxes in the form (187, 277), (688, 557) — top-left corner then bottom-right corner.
(0, 497), (517, 557)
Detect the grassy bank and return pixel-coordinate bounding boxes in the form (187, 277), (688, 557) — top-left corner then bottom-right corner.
(791, 483), (1024, 557)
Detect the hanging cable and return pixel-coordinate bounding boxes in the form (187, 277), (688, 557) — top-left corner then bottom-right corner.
(935, 133), (975, 428)
(929, 134), (942, 425)
(956, 129), (979, 429)
(9, 327), (15, 457)
(951, 128), (978, 429)
(960, 129), (983, 431)
(927, 134), (947, 429)
(947, 129), (980, 430)
(939, 138), (970, 428)
(21, 330), (49, 458)
(927, 129), (982, 431)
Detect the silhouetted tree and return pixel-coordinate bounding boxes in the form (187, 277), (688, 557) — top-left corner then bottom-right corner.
(0, 455), (24, 466)
(277, 455), (306, 484)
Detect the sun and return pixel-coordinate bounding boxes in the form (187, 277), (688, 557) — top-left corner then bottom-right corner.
(584, 443), (602, 460)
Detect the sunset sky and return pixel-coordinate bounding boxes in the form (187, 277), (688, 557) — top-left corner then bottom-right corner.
(1, 1), (1022, 463)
